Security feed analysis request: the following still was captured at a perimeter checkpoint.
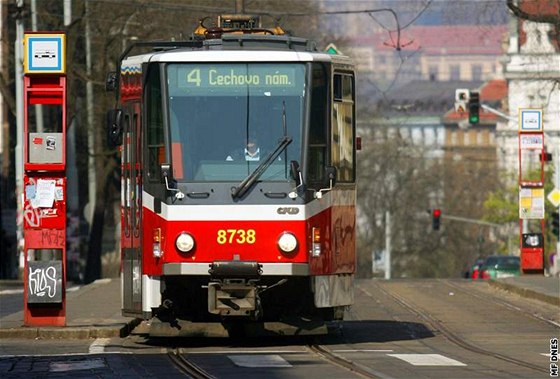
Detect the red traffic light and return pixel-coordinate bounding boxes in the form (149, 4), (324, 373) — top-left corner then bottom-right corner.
(432, 209), (441, 230)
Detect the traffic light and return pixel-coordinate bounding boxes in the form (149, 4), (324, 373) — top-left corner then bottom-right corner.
(432, 208), (441, 231)
(539, 152), (552, 162)
(468, 91), (480, 125)
(551, 211), (559, 238)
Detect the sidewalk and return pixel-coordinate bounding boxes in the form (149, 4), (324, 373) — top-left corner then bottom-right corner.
(489, 275), (560, 306)
(0, 278), (139, 339)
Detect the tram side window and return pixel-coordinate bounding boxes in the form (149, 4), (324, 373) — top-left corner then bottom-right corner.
(332, 73), (355, 182)
(146, 65), (165, 181)
(308, 64), (328, 185)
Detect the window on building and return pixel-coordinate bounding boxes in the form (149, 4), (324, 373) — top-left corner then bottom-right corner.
(471, 64), (482, 81)
(428, 65), (438, 81)
(450, 64), (460, 80)
(450, 130), (458, 146)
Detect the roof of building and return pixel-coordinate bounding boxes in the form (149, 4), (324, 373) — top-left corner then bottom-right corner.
(371, 80), (484, 116)
(519, 0), (559, 16)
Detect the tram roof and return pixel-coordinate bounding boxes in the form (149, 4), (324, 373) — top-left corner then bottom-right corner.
(123, 48), (351, 66)
(120, 34), (352, 69)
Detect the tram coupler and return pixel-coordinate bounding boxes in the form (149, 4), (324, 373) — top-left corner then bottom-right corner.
(207, 261), (263, 316)
(207, 280), (260, 316)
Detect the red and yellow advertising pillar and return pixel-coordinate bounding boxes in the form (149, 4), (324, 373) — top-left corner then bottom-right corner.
(22, 32), (67, 326)
(518, 108), (545, 274)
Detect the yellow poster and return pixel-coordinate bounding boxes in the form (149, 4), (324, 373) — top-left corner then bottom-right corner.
(519, 187), (545, 220)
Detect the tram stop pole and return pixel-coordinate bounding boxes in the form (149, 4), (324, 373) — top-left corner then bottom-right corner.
(518, 108), (546, 274)
(22, 32), (68, 326)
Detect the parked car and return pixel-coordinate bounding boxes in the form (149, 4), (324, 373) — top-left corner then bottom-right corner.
(479, 255), (521, 279)
(467, 258), (486, 279)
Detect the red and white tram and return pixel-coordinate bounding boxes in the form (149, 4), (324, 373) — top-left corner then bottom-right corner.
(107, 15), (358, 336)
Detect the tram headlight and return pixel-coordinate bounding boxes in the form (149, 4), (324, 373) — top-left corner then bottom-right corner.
(176, 232), (195, 253)
(277, 232), (298, 253)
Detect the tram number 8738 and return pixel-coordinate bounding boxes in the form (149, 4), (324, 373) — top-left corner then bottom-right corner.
(217, 229), (256, 244)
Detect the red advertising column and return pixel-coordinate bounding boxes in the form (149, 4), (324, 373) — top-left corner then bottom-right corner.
(22, 32), (67, 326)
(518, 108), (545, 274)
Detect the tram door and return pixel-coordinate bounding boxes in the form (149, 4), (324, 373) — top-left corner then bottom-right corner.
(122, 104), (142, 315)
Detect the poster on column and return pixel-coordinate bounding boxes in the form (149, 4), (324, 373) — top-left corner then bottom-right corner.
(519, 187), (545, 219)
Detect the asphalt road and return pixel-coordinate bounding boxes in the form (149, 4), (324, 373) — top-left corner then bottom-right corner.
(0, 289), (22, 319)
(0, 279), (558, 378)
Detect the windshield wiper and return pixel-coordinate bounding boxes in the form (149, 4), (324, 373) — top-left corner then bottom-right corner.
(231, 136), (292, 199)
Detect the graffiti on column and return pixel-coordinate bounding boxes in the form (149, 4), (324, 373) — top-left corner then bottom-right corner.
(29, 266), (57, 297)
(27, 261), (62, 303)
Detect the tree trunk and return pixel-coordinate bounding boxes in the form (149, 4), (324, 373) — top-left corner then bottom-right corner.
(84, 198), (104, 284)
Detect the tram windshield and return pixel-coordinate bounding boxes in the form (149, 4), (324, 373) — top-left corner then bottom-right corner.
(167, 63), (305, 182)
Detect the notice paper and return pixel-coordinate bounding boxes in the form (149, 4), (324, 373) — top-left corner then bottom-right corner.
(32, 179), (56, 208)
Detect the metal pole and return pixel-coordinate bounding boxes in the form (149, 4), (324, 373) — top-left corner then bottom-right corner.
(63, 0), (72, 26)
(85, 0), (96, 228)
(440, 214), (501, 228)
(15, 0), (24, 278)
(557, 146), (560, 256)
(385, 211), (391, 280)
(30, 0), (43, 132)
(481, 104), (516, 122)
(235, 0), (244, 13)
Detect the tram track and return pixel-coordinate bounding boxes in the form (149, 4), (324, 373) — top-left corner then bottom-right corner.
(168, 343), (381, 379)
(307, 343), (381, 379)
(442, 279), (560, 328)
(168, 348), (215, 379)
(365, 281), (548, 375)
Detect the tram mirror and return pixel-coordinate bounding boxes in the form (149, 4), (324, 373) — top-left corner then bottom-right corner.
(106, 109), (123, 147)
(105, 71), (117, 92)
(290, 160), (302, 187)
(161, 163), (171, 180)
(325, 166), (337, 186)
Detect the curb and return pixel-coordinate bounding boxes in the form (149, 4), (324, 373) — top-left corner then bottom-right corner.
(489, 280), (560, 307)
(0, 318), (141, 340)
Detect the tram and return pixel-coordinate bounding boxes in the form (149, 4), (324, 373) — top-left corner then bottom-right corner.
(106, 15), (358, 336)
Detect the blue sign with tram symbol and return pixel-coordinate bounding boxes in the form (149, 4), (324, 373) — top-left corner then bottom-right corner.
(24, 33), (66, 75)
(519, 108), (543, 132)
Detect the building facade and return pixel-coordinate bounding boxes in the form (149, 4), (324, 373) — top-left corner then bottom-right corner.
(498, 2), (560, 176)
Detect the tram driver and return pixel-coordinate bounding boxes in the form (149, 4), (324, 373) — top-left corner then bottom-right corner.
(226, 135), (261, 161)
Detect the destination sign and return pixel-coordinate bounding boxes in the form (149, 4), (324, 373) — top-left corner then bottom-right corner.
(172, 64), (302, 92)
